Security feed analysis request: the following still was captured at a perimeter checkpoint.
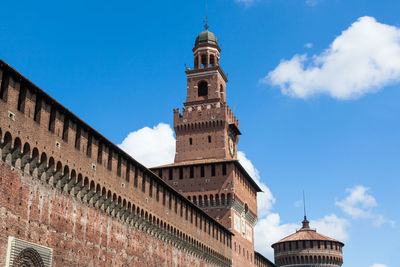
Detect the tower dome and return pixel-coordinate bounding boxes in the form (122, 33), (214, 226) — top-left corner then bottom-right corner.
(272, 217), (344, 267)
(194, 30), (219, 48)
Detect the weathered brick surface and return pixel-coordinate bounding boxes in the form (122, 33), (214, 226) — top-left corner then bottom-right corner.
(0, 161), (213, 267)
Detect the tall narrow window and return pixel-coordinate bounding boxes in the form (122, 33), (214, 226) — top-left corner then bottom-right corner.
(174, 196), (178, 213)
(117, 154), (121, 176)
(48, 105), (56, 133)
(0, 72), (9, 101)
(149, 178), (153, 197)
(162, 187), (166, 205)
(158, 169), (163, 178)
(211, 164), (216, 176)
(142, 174), (146, 193)
(168, 192), (172, 209)
(33, 95), (42, 123)
(107, 148), (112, 170)
(87, 135), (92, 157)
(200, 166), (205, 177)
(208, 135), (211, 143)
(189, 138), (193, 145)
(75, 126), (81, 150)
(222, 163), (227, 175)
(169, 168), (173, 180)
(17, 87), (26, 112)
(156, 184), (159, 201)
(198, 81), (208, 97)
(62, 116), (69, 142)
(179, 167), (183, 179)
(97, 142), (103, 164)
(134, 166), (138, 187)
(125, 163), (130, 182)
(190, 166), (194, 178)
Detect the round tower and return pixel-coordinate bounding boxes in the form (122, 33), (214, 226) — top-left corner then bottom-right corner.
(272, 217), (344, 267)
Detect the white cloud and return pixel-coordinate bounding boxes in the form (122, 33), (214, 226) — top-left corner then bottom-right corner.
(311, 214), (350, 242)
(255, 213), (299, 258)
(304, 43), (313, 48)
(264, 16), (400, 99)
(370, 264), (387, 267)
(336, 185), (394, 227)
(238, 151), (275, 217)
(118, 123), (175, 168)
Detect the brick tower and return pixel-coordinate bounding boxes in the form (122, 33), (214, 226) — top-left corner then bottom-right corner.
(151, 26), (263, 267)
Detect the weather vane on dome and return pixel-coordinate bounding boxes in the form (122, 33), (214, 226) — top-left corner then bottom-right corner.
(203, 0), (209, 30)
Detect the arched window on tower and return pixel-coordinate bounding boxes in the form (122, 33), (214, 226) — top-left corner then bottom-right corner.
(220, 85), (224, 98)
(198, 81), (208, 97)
(194, 57), (199, 69)
(210, 55), (215, 67)
(201, 54), (207, 68)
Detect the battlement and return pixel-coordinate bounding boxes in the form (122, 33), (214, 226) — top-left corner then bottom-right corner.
(173, 102), (239, 132)
(0, 59), (233, 266)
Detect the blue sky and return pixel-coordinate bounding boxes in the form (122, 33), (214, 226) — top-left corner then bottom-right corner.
(1, 0), (399, 266)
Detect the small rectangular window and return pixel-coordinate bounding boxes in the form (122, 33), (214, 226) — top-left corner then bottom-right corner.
(208, 135), (211, 143)
(189, 138), (193, 145)
(158, 169), (163, 178)
(134, 167), (138, 187)
(75, 126), (81, 150)
(162, 187), (166, 205)
(97, 142), (103, 164)
(17, 87), (26, 112)
(107, 148), (112, 170)
(190, 166), (194, 178)
(48, 105), (56, 132)
(149, 177), (153, 197)
(169, 168), (173, 180)
(211, 164), (216, 176)
(179, 167), (183, 179)
(87, 135), (92, 157)
(142, 174), (146, 193)
(222, 163), (227, 175)
(201, 166), (205, 177)
(62, 116), (69, 142)
(33, 96), (42, 123)
(0, 73), (9, 101)
(117, 154), (122, 176)
(126, 163), (130, 182)
(156, 184), (159, 201)
(168, 192), (172, 209)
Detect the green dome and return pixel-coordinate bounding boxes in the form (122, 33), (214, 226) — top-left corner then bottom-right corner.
(194, 30), (219, 47)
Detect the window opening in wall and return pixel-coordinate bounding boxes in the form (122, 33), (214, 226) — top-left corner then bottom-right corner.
(97, 142), (103, 164)
(0, 72), (9, 101)
(75, 126), (81, 150)
(179, 167), (183, 179)
(117, 154), (121, 176)
(107, 148), (112, 170)
(162, 187), (166, 205)
(201, 54), (207, 68)
(198, 81), (208, 97)
(149, 178), (153, 197)
(156, 184), (159, 201)
(210, 55), (215, 67)
(222, 163), (227, 175)
(168, 192), (172, 209)
(169, 168), (173, 180)
(48, 105), (56, 132)
(126, 163), (130, 182)
(17, 86), (26, 112)
(33, 96), (42, 123)
(134, 167), (138, 187)
(174, 196), (178, 213)
(158, 169), (162, 178)
(87, 135), (92, 157)
(208, 135), (211, 143)
(189, 137), (192, 145)
(190, 166), (194, 178)
(62, 116), (69, 142)
(211, 164), (215, 176)
(200, 166), (204, 177)
(142, 174), (146, 193)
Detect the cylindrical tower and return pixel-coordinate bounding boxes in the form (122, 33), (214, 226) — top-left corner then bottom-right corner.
(271, 217), (344, 267)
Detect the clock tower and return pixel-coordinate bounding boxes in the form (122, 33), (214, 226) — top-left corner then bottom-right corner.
(174, 28), (240, 163)
(151, 26), (263, 267)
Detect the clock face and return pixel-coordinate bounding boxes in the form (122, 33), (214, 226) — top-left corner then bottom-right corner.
(228, 136), (235, 157)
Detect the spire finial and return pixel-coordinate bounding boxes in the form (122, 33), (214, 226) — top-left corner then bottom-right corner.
(302, 191), (310, 229)
(203, 0), (209, 30)
(303, 190), (307, 220)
